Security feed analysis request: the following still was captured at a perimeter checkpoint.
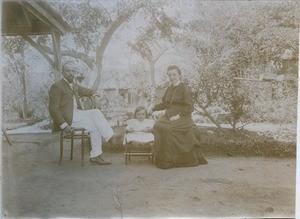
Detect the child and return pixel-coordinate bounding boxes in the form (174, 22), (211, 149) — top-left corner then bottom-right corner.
(124, 106), (155, 145)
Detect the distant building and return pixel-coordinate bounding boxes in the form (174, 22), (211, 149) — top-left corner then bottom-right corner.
(234, 49), (298, 102)
(101, 75), (133, 105)
(103, 87), (132, 105)
(276, 49), (298, 83)
(259, 49), (298, 83)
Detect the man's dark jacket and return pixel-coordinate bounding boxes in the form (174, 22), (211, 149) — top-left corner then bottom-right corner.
(49, 79), (95, 131)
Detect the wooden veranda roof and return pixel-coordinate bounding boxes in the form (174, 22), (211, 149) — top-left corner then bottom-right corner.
(2, 1), (70, 36)
(2, 0), (71, 81)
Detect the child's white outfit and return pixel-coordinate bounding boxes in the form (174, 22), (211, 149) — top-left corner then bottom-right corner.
(124, 118), (155, 144)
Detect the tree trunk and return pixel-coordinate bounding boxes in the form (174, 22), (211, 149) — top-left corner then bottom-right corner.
(149, 61), (156, 103)
(92, 3), (144, 90)
(21, 71), (29, 118)
(149, 60), (155, 86)
(20, 53), (29, 118)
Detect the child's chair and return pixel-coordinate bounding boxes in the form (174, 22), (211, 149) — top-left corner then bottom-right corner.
(123, 117), (155, 164)
(124, 135), (154, 164)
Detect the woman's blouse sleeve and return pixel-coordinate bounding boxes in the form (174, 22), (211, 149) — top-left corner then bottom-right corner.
(178, 85), (194, 117)
(152, 88), (168, 112)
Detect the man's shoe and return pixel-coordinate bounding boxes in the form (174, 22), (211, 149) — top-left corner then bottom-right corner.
(90, 156), (111, 165)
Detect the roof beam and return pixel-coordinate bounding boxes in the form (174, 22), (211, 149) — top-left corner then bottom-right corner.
(22, 35), (54, 66)
(19, 1), (68, 35)
(21, 5), (32, 28)
(2, 26), (50, 36)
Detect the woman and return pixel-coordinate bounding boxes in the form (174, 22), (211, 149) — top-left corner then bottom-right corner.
(150, 65), (207, 169)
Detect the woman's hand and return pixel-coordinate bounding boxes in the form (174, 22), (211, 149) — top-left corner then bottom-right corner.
(169, 114), (180, 121)
(152, 110), (165, 120)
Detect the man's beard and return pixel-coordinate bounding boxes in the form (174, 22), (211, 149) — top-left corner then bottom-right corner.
(66, 77), (73, 83)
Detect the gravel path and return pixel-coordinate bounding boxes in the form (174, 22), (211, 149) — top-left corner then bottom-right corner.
(2, 137), (295, 218)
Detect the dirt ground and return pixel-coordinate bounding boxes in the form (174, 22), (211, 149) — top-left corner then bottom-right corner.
(2, 133), (296, 218)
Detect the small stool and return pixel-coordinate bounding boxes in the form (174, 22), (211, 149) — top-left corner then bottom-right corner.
(124, 142), (154, 164)
(59, 127), (90, 166)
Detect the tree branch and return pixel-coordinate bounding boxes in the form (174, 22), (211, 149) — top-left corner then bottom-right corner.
(94, 2), (112, 22)
(153, 47), (167, 63)
(40, 44), (94, 69)
(194, 103), (222, 130)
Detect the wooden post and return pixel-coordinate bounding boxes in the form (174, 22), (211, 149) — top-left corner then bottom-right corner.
(52, 29), (62, 82)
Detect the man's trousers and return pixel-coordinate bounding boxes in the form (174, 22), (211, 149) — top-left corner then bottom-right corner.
(71, 109), (114, 158)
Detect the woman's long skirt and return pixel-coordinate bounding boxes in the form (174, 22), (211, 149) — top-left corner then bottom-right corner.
(153, 115), (207, 169)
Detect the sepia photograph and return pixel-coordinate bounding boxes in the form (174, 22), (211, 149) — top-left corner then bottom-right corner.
(1, 0), (298, 218)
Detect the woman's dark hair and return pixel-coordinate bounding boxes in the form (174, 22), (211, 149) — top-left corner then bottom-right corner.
(134, 106), (147, 118)
(167, 65), (181, 75)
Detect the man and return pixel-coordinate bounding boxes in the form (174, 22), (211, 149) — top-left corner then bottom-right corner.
(49, 61), (114, 165)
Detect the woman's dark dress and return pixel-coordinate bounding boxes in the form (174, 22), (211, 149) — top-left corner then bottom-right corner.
(152, 82), (207, 169)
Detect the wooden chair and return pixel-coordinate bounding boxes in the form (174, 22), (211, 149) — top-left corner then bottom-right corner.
(58, 94), (98, 166)
(59, 128), (90, 166)
(124, 133), (155, 164)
